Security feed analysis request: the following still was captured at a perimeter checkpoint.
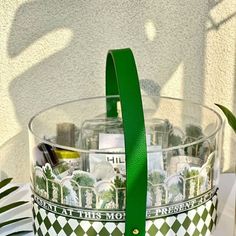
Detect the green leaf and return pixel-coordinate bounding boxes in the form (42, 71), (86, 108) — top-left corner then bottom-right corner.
(185, 125), (203, 138)
(43, 164), (55, 180)
(0, 186), (19, 200)
(6, 230), (32, 236)
(0, 177), (31, 236)
(0, 201), (28, 214)
(0, 217), (31, 228)
(215, 104), (236, 133)
(72, 173), (95, 187)
(0, 178), (13, 189)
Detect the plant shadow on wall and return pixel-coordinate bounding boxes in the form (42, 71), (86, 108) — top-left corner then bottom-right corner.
(1, 0), (235, 181)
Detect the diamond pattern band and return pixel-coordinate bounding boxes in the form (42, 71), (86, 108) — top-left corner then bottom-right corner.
(33, 193), (217, 236)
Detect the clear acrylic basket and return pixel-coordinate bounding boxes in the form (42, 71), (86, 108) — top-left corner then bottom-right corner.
(29, 96), (222, 236)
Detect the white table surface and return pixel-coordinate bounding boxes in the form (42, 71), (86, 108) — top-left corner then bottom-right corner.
(0, 173), (235, 236)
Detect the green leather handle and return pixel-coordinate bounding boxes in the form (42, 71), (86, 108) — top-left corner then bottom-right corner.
(106, 48), (147, 236)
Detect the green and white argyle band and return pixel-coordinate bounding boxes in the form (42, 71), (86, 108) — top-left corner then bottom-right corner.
(32, 192), (218, 236)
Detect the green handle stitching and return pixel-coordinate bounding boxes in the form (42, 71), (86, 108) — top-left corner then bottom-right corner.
(106, 48), (147, 236)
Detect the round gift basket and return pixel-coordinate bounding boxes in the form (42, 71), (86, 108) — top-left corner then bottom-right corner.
(29, 49), (222, 236)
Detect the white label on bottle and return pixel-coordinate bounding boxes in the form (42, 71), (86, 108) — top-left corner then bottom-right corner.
(89, 151), (164, 177)
(89, 132), (164, 177)
(99, 133), (151, 149)
(89, 153), (126, 176)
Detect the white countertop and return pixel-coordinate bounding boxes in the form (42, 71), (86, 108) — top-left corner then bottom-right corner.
(0, 173), (235, 236)
(213, 173), (235, 236)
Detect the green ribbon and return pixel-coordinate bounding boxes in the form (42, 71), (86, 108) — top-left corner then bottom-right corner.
(106, 48), (148, 235)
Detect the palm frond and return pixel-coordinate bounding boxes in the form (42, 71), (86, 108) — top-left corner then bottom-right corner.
(0, 178), (13, 189)
(0, 178), (32, 235)
(6, 230), (32, 236)
(215, 103), (236, 133)
(0, 186), (19, 200)
(0, 201), (28, 214)
(0, 217), (31, 228)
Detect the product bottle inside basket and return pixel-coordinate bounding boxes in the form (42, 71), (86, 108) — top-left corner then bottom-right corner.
(29, 48), (222, 236)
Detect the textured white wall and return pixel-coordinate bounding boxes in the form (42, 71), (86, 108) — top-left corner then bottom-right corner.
(0, 0), (235, 182)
